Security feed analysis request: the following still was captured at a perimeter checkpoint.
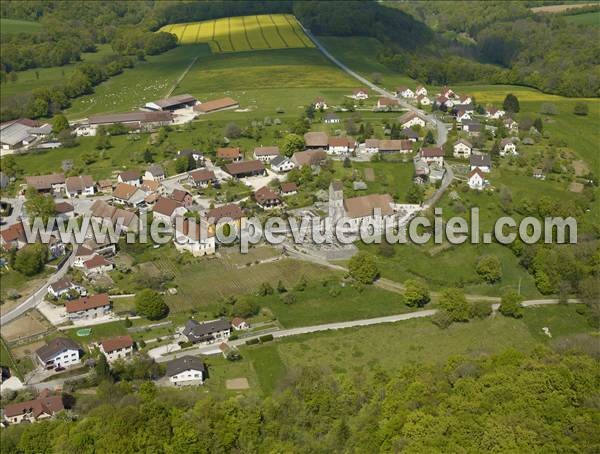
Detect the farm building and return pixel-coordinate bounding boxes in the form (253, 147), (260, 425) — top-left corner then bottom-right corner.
(217, 147), (242, 162)
(145, 94), (197, 111)
(25, 173), (65, 193)
(194, 97), (239, 114)
(225, 160), (266, 179)
(83, 112), (173, 135)
(253, 146), (280, 162)
(0, 118), (49, 151)
(304, 132), (328, 149)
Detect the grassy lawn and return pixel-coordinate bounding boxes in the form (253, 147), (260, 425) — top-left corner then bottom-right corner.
(318, 36), (417, 90)
(203, 354), (261, 397)
(243, 304), (592, 393)
(175, 47), (356, 119)
(564, 11), (600, 25)
(65, 44), (213, 119)
(332, 159), (416, 202)
(1, 45), (114, 102)
(247, 280), (412, 328)
(0, 268), (53, 313)
(0, 18), (42, 34)
(244, 344), (287, 395)
(356, 241), (542, 298)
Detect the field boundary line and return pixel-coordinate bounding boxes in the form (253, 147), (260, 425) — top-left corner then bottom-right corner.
(181, 23), (189, 43)
(283, 14), (310, 47)
(211, 18), (216, 40)
(227, 17), (235, 51)
(164, 54), (199, 98)
(1, 335), (23, 381)
(241, 16), (254, 50)
(269, 14), (289, 47)
(194, 21), (202, 44)
(255, 15), (272, 48)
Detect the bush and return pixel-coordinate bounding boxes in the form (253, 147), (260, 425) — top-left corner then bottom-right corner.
(476, 255), (503, 284)
(403, 279), (430, 307)
(246, 338), (260, 346)
(499, 290), (523, 318)
(257, 282), (274, 296)
(348, 251), (379, 284)
(438, 288), (471, 322)
(281, 293), (297, 305)
(135, 289), (169, 320)
(470, 301), (492, 319)
(259, 334), (274, 343)
(431, 310), (453, 329)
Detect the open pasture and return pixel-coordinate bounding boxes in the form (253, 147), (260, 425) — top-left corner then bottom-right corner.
(160, 14), (314, 53)
(0, 18), (42, 34)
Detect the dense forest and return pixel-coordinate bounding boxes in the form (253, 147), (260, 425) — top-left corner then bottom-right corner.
(386, 1), (600, 97)
(1, 346), (598, 453)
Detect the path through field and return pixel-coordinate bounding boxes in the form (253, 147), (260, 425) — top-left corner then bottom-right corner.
(165, 55), (199, 98)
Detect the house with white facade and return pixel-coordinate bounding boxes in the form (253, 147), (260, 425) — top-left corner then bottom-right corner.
(415, 85), (428, 97)
(313, 97), (328, 110)
(65, 175), (95, 198)
(36, 338), (81, 369)
(500, 138), (518, 156)
(363, 138), (379, 153)
(399, 111), (427, 129)
(2, 390), (64, 425)
(351, 88), (369, 100)
(396, 86), (415, 98)
(456, 109), (471, 123)
(253, 146), (280, 162)
(100, 335), (134, 363)
(453, 139), (472, 159)
(152, 197), (187, 225)
(324, 112), (341, 124)
(65, 293), (111, 320)
(117, 171), (141, 187)
(166, 356), (207, 386)
(420, 147), (445, 166)
(47, 277), (82, 299)
(144, 165), (165, 182)
(270, 155), (295, 173)
(173, 217), (216, 257)
(416, 94), (431, 106)
(485, 107), (505, 119)
(328, 136), (354, 155)
(468, 167), (487, 190)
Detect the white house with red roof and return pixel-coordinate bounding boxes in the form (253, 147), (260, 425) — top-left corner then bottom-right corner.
(468, 167), (487, 190)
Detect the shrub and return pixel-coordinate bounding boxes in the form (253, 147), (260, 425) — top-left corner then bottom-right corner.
(470, 301), (492, 319)
(499, 290), (523, 318)
(246, 338), (260, 346)
(431, 310), (453, 329)
(259, 334), (274, 343)
(476, 255), (503, 284)
(348, 251), (379, 284)
(281, 293), (297, 305)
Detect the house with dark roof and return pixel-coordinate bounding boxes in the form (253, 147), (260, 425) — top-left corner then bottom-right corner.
(25, 173), (65, 192)
(225, 160), (266, 179)
(270, 155), (295, 173)
(189, 169), (218, 188)
(65, 293), (111, 320)
(144, 164), (165, 182)
(470, 153), (491, 172)
(291, 149), (327, 168)
(401, 128), (420, 142)
(170, 189), (193, 207)
(82, 255), (114, 276)
(420, 147), (445, 166)
(117, 171), (141, 187)
(280, 182), (298, 196)
(183, 318), (231, 344)
(166, 355), (207, 386)
(145, 94), (197, 111)
(36, 338), (81, 369)
(47, 277), (81, 299)
(254, 186), (282, 210)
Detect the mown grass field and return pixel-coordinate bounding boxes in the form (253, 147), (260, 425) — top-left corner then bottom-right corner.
(243, 304), (592, 394)
(161, 14), (314, 53)
(0, 18), (42, 34)
(564, 10), (600, 25)
(174, 46), (356, 118)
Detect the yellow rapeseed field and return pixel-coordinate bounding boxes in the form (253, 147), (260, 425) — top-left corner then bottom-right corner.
(160, 14), (315, 53)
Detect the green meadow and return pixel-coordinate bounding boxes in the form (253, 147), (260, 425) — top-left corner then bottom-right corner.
(0, 18), (42, 34)
(563, 11), (600, 25)
(244, 304), (592, 394)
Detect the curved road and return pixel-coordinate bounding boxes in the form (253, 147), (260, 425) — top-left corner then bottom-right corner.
(302, 29), (453, 207)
